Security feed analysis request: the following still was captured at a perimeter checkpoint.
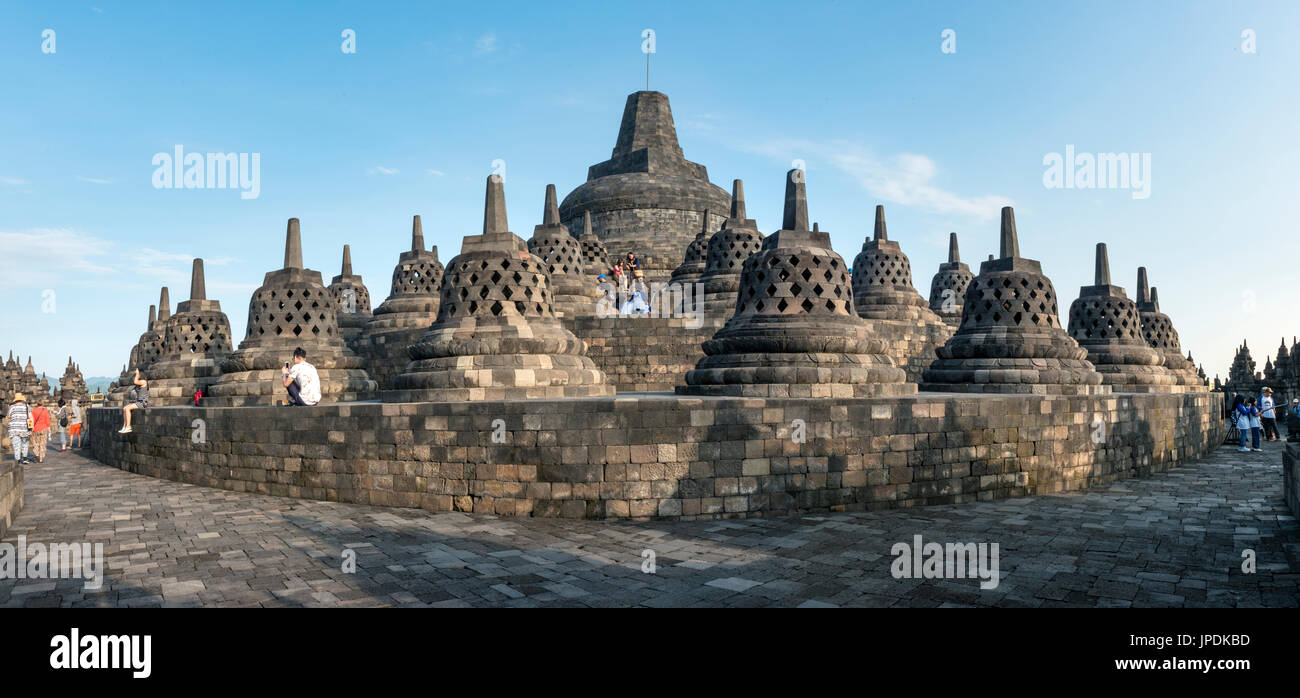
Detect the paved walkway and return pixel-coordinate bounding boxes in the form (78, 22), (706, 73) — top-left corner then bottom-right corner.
(2, 442), (1297, 607)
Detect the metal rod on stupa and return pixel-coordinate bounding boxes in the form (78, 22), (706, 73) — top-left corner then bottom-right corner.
(948, 232), (960, 263)
(341, 245), (353, 276)
(1094, 243), (1110, 286)
(782, 169), (809, 231)
(999, 207), (1019, 259)
(284, 218), (303, 269)
(873, 205), (887, 241)
(411, 215), (424, 252)
(190, 258), (206, 301)
(484, 175), (508, 234)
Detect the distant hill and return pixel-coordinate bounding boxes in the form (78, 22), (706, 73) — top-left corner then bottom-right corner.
(83, 377), (119, 393)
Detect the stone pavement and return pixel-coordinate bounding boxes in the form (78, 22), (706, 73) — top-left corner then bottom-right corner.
(2, 441), (1297, 608)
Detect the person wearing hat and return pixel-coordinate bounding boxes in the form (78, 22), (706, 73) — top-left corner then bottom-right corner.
(5, 392), (33, 464)
(1259, 387), (1279, 442)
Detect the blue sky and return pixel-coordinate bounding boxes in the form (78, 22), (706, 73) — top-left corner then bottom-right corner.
(1, 0), (1297, 385)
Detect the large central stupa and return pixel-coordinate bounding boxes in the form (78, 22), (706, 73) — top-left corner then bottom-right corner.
(559, 91), (730, 285)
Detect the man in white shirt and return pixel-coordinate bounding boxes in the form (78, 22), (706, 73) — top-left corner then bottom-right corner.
(281, 347), (321, 406)
(1259, 387), (1279, 442)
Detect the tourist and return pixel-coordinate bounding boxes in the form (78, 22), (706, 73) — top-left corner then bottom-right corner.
(6, 392), (32, 464)
(55, 398), (69, 452)
(1246, 397), (1263, 452)
(282, 346), (321, 406)
(68, 399), (83, 449)
(1259, 387), (1279, 442)
(626, 252), (646, 296)
(118, 368), (149, 434)
(1232, 395), (1254, 453)
(611, 261), (627, 298)
(193, 389), (202, 407)
(30, 398), (51, 463)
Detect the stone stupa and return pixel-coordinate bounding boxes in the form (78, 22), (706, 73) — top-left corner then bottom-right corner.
(147, 259), (234, 404)
(698, 179), (765, 324)
(928, 232), (974, 328)
(921, 208), (1107, 394)
(1065, 243), (1177, 392)
(849, 205), (953, 382)
(1134, 268), (1202, 389)
(387, 175), (613, 402)
(206, 218), (376, 405)
(559, 90), (729, 285)
(577, 212), (610, 277)
(670, 211), (712, 287)
(327, 245), (372, 350)
(528, 184), (597, 319)
(679, 169), (914, 398)
(353, 216), (444, 389)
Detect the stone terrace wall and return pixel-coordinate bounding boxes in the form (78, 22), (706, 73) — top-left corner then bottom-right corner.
(567, 316), (713, 393)
(0, 460), (23, 539)
(1285, 442), (1299, 519)
(89, 391), (1223, 521)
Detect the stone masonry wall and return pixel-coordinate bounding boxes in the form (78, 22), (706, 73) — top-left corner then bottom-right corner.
(567, 316), (713, 392)
(0, 460), (23, 540)
(90, 391), (1223, 521)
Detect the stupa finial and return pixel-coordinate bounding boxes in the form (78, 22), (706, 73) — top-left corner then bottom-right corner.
(284, 218), (303, 269)
(999, 207), (1019, 259)
(1136, 266), (1150, 305)
(782, 169), (809, 231)
(483, 175), (508, 234)
(412, 215), (425, 252)
(341, 245), (353, 276)
(948, 233), (960, 263)
(730, 179), (746, 220)
(1094, 243), (1110, 286)
(873, 205), (887, 241)
(190, 258), (207, 301)
(543, 184), (561, 225)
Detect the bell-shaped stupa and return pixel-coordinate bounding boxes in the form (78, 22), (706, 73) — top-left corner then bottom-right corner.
(327, 245), (372, 349)
(921, 208), (1106, 394)
(387, 175), (613, 402)
(528, 184), (597, 319)
(1065, 244), (1177, 392)
(206, 218), (376, 405)
(148, 259), (234, 404)
(353, 216), (445, 389)
(559, 91), (730, 285)
(1134, 268), (1202, 389)
(928, 232), (974, 327)
(577, 211), (610, 277)
(670, 211), (712, 287)
(698, 179), (765, 324)
(678, 169), (914, 398)
(848, 205), (952, 382)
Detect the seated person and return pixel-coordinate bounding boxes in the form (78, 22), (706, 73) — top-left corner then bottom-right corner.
(118, 368), (148, 434)
(281, 347), (321, 406)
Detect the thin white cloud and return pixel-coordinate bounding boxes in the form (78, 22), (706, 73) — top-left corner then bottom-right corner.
(91, 6), (103, 13)
(427, 169), (446, 177)
(0, 177), (27, 186)
(474, 33), (499, 55)
(76, 176), (114, 184)
(367, 166), (399, 176)
(0, 228), (117, 285)
(743, 139), (1012, 222)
